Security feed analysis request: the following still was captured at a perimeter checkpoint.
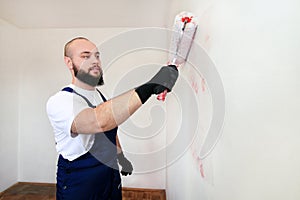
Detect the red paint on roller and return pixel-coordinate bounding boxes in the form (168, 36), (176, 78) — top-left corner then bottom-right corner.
(181, 16), (193, 23)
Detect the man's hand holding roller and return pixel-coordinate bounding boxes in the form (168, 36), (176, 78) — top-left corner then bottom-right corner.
(135, 64), (178, 104)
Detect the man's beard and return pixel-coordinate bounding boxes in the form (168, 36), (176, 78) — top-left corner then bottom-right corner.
(73, 63), (104, 87)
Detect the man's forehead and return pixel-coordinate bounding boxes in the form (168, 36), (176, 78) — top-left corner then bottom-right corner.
(71, 39), (99, 53)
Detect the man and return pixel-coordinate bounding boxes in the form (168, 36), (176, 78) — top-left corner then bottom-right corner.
(46, 37), (178, 200)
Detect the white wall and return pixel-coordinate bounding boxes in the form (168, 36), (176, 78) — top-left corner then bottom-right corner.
(166, 0), (300, 199)
(1, 1), (300, 199)
(0, 19), (19, 192)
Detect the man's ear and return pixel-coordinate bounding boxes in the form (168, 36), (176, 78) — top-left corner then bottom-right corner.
(65, 56), (76, 79)
(64, 56), (73, 70)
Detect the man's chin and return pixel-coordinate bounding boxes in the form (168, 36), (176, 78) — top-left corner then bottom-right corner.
(76, 74), (102, 87)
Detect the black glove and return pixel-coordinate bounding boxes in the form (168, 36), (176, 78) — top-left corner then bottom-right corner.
(117, 152), (133, 176)
(135, 65), (178, 104)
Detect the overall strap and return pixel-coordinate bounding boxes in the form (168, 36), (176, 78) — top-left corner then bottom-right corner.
(62, 87), (107, 108)
(96, 88), (107, 102)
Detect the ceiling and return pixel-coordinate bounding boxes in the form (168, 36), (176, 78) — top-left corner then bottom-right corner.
(0, 0), (173, 28)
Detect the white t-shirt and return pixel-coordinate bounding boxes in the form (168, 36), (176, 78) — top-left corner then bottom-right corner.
(46, 84), (104, 161)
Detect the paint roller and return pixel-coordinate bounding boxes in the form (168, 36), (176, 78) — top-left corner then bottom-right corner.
(157, 11), (198, 101)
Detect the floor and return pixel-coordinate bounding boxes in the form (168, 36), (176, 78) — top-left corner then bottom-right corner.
(0, 183), (55, 200)
(0, 182), (166, 200)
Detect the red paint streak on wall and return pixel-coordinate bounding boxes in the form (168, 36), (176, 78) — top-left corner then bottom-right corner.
(201, 77), (206, 92)
(191, 148), (205, 178)
(190, 76), (199, 94)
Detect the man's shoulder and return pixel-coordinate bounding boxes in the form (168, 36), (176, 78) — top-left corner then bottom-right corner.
(46, 85), (74, 111)
(48, 85), (73, 100)
(48, 90), (72, 102)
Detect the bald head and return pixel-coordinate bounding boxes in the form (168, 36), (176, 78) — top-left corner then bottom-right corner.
(64, 37), (90, 58)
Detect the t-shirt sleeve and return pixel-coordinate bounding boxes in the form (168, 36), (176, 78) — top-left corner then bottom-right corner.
(46, 91), (89, 138)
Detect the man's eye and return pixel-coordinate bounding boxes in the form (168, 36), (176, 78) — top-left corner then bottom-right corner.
(81, 55), (90, 59)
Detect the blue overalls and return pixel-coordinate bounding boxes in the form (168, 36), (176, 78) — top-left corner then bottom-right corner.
(56, 87), (122, 200)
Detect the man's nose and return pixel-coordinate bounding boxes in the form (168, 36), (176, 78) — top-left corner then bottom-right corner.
(91, 55), (101, 65)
